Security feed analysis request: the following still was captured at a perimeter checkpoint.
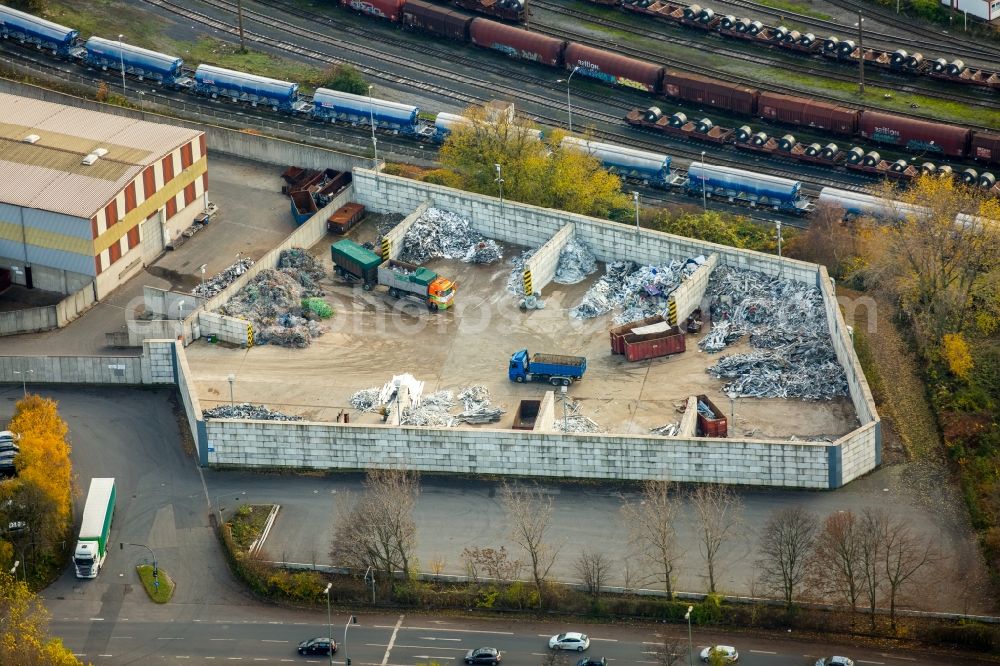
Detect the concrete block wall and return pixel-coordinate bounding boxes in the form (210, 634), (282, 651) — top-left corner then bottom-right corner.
(203, 419), (832, 488)
(200, 186), (356, 314)
(144, 286), (198, 319)
(172, 339), (207, 464)
(141, 340), (177, 384)
(198, 312), (250, 346)
(671, 253), (719, 324)
(383, 201), (430, 260)
(524, 223), (575, 294)
(128, 319), (183, 346)
(0, 307), (57, 336)
(837, 422), (879, 485)
(0, 355), (144, 384)
(55, 286), (97, 327)
(535, 391), (555, 432)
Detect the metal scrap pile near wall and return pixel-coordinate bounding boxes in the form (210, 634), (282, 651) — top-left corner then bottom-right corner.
(219, 248), (331, 348)
(204, 403), (303, 421)
(700, 266), (849, 400)
(553, 236), (598, 285)
(399, 208), (503, 265)
(350, 376), (504, 426)
(192, 258), (255, 299)
(553, 398), (601, 433)
(571, 257), (704, 324)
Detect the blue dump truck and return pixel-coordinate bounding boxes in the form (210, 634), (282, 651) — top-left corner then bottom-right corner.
(509, 350), (587, 386)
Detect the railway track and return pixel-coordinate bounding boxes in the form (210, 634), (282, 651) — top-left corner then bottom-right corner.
(530, 0), (999, 116)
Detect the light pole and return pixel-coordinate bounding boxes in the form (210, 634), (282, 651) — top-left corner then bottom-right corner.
(118, 34), (126, 97)
(685, 605), (694, 666)
(227, 374), (236, 406)
(494, 163), (504, 218)
(12, 368), (33, 397)
(121, 542), (159, 591)
(566, 65), (580, 132)
(177, 299), (185, 321)
(138, 91), (145, 118)
(363, 565), (376, 603)
(199, 264), (207, 292)
(343, 614), (358, 666)
(368, 85), (379, 186)
(632, 191), (640, 234)
(854, 14), (865, 95)
(726, 390), (737, 434)
(700, 151), (707, 210)
(236, 0), (247, 52)
(775, 219), (784, 279)
(323, 583), (333, 666)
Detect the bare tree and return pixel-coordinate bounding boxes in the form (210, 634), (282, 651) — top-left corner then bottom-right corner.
(574, 549), (613, 601)
(500, 481), (560, 608)
(858, 507), (888, 629)
(690, 484), (743, 593)
(882, 520), (935, 630)
(621, 480), (682, 598)
(461, 546), (523, 584)
(329, 468), (420, 589)
(757, 506), (818, 608)
(808, 511), (863, 610)
(652, 636), (687, 666)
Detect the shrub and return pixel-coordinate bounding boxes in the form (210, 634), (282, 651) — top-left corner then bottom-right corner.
(923, 622), (999, 652)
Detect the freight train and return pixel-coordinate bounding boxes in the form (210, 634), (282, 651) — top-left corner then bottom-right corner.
(589, 0), (1000, 93)
(343, 0), (527, 23)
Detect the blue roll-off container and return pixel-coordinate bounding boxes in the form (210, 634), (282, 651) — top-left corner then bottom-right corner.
(85, 36), (184, 86)
(561, 136), (671, 187)
(195, 64), (301, 112)
(0, 5), (78, 57)
(312, 88), (419, 133)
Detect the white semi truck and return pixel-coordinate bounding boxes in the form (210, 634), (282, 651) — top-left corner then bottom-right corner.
(73, 478), (116, 578)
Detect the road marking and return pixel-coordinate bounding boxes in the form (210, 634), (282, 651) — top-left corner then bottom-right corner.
(176, 657), (190, 659)
(73, 655), (86, 658)
(211, 638), (237, 641)
(158, 637), (184, 640)
(419, 637), (461, 641)
(590, 637), (618, 642)
(380, 625), (514, 636)
(262, 639), (289, 643)
(227, 659), (243, 661)
(111, 636), (133, 639)
(90, 618), (104, 621)
(381, 614), (405, 666)
(413, 657), (455, 661)
(750, 649), (778, 654)
(98, 655), (112, 658)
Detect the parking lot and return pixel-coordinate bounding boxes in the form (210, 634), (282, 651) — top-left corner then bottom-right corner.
(185, 215), (858, 439)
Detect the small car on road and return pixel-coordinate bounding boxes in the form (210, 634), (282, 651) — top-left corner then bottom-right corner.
(464, 647), (502, 664)
(576, 658), (607, 666)
(700, 645), (739, 662)
(297, 637), (336, 656)
(549, 632), (590, 651)
(816, 658), (854, 666)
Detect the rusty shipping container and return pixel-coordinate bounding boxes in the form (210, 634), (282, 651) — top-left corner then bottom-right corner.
(609, 314), (665, 354)
(564, 42), (663, 92)
(623, 326), (686, 362)
(403, 0), (474, 40)
(972, 132), (1000, 166)
(661, 71), (757, 115)
(696, 394), (727, 438)
(859, 110), (971, 158)
(470, 18), (566, 66)
(340, 0), (406, 21)
(327, 202), (366, 234)
(757, 92), (858, 136)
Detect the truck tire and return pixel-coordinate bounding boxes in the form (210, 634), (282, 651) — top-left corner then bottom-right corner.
(428, 302), (438, 312)
(549, 377), (561, 386)
(561, 378), (571, 386)
(335, 267), (343, 277)
(515, 376), (525, 383)
(389, 287), (399, 298)
(363, 282), (373, 291)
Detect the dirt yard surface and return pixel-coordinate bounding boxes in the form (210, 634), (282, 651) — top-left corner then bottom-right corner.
(186, 217), (858, 439)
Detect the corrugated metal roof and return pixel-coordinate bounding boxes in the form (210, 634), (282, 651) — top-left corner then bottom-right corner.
(0, 93), (202, 217)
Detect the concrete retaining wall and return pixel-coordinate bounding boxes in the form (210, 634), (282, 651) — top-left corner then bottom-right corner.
(671, 253), (718, 325)
(144, 286), (199, 319)
(0, 354), (145, 384)
(0, 306), (57, 335)
(535, 391), (555, 432)
(127, 319), (184, 346)
(141, 340), (178, 385)
(524, 223), (575, 295)
(55, 286), (96, 326)
(382, 201), (430, 260)
(198, 312), (250, 346)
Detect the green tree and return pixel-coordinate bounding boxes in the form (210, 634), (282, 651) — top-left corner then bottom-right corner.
(320, 64), (368, 95)
(0, 571), (81, 665)
(654, 210), (783, 252)
(438, 104), (629, 218)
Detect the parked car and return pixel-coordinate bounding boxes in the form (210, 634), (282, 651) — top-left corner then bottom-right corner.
(700, 645), (739, 662)
(465, 646), (502, 664)
(297, 637), (336, 655)
(0, 431), (18, 454)
(0, 442), (18, 455)
(816, 658), (854, 666)
(576, 658), (607, 666)
(549, 632), (590, 651)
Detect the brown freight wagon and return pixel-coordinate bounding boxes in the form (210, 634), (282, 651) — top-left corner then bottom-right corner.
(403, 0), (474, 40)
(340, 0), (406, 21)
(757, 92), (858, 136)
(661, 71), (757, 116)
(859, 110), (971, 158)
(470, 18), (566, 66)
(327, 202), (366, 234)
(623, 325), (685, 362)
(972, 132), (1000, 166)
(695, 394), (727, 438)
(610, 314), (664, 354)
(564, 43), (663, 92)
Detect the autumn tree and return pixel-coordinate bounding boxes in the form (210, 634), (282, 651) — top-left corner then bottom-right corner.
(0, 571), (80, 665)
(690, 484), (743, 594)
(621, 480), (682, 598)
(499, 481), (560, 609)
(574, 549), (613, 602)
(859, 175), (1000, 344)
(329, 468), (419, 589)
(757, 506), (818, 608)
(461, 546), (522, 583)
(655, 210), (781, 253)
(438, 104), (629, 218)
(808, 511), (863, 610)
(786, 204), (870, 278)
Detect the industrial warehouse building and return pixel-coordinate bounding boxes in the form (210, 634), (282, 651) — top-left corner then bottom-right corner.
(0, 92), (207, 299)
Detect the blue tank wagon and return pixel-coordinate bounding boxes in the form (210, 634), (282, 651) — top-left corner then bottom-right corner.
(85, 37), (188, 87)
(0, 5), (79, 57)
(561, 136), (673, 187)
(194, 64), (307, 112)
(687, 162), (812, 213)
(312, 88), (420, 133)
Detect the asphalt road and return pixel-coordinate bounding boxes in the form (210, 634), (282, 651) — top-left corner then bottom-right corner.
(48, 606), (996, 665)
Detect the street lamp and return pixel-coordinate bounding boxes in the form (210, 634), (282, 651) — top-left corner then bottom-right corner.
(726, 390), (737, 434)
(138, 91), (145, 118)
(684, 605), (694, 666)
(700, 151), (707, 210)
(565, 65), (580, 132)
(323, 583), (333, 666)
(775, 219), (784, 279)
(177, 299), (185, 321)
(343, 614), (358, 666)
(227, 373), (236, 406)
(121, 542), (159, 590)
(632, 191), (640, 234)
(494, 163), (504, 218)
(853, 15), (865, 95)
(118, 34), (126, 97)
(368, 85), (379, 186)
(199, 264), (207, 292)
(12, 368), (34, 397)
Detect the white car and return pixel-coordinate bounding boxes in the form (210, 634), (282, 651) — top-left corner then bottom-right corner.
(816, 658), (854, 666)
(700, 645), (739, 663)
(549, 632), (590, 651)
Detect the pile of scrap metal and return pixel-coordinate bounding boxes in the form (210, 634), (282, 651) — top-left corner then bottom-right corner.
(571, 257), (704, 323)
(203, 403), (303, 421)
(192, 257), (255, 299)
(553, 236), (598, 285)
(219, 248), (330, 348)
(554, 398), (602, 433)
(699, 266), (849, 400)
(349, 377), (504, 426)
(399, 208), (503, 265)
